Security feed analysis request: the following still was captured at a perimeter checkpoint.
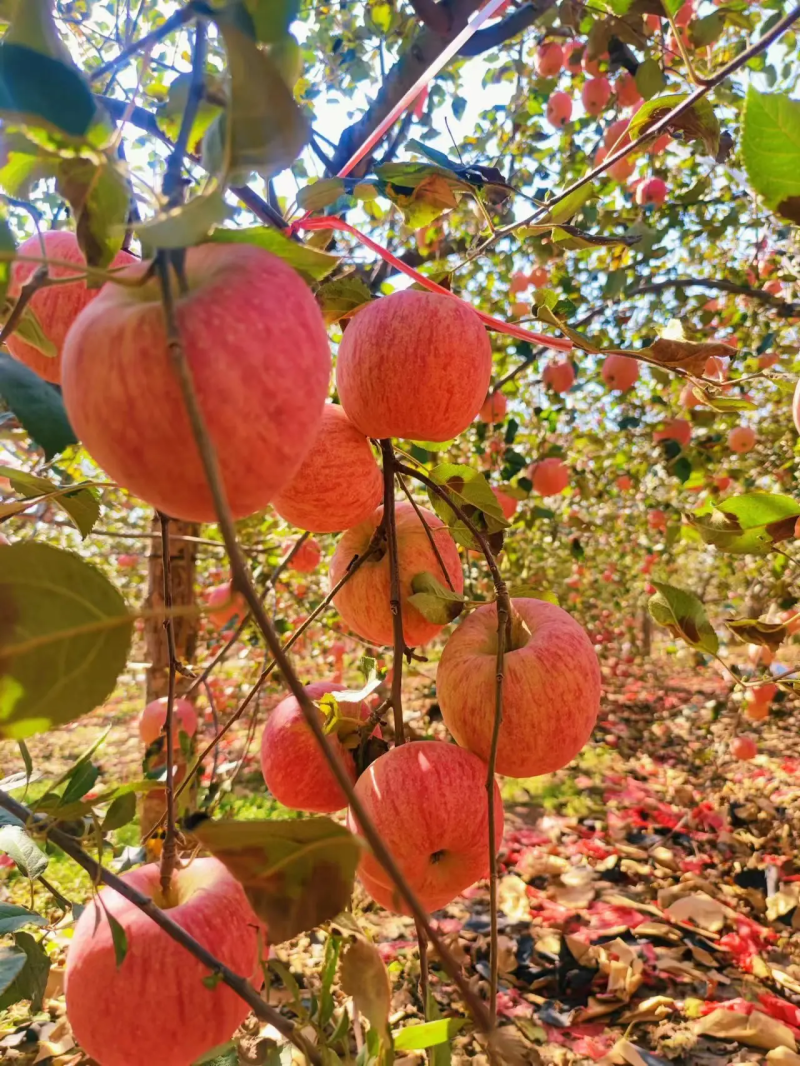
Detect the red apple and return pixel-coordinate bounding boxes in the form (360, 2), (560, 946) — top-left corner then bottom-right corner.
(139, 697), (198, 747)
(260, 681), (370, 813)
(543, 359), (575, 394)
(62, 245), (332, 522)
(582, 77), (611, 116)
(608, 155), (636, 182)
(730, 735), (757, 761)
(582, 51), (606, 76)
(530, 457), (569, 496)
(336, 290), (491, 442)
(535, 42), (563, 77)
(478, 391), (508, 423)
(648, 133), (671, 155)
(546, 90), (573, 128)
(616, 72), (641, 107)
(117, 553), (139, 569)
(728, 426), (756, 454)
(493, 486), (518, 520)
(65, 859), (261, 1066)
(648, 509), (667, 531)
(509, 271), (529, 294)
(330, 501), (463, 647)
(758, 353), (779, 370)
(437, 597), (601, 777)
(714, 475), (732, 492)
(273, 404), (383, 533)
(680, 383), (703, 408)
(604, 118), (631, 151)
(601, 354), (639, 391)
(289, 536), (322, 574)
(7, 231), (135, 384)
(529, 266), (550, 288)
(635, 177), (668, 206)
(616, 475), (632, 491)
(793, 378), (800, 435)
(205, 582), (246, 629)
(654, 418), (691, 447)
(347, 741), (504, 913)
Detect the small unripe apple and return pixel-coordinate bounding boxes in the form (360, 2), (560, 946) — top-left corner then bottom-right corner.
(260, 681), (370, 813)
(530, 457), (569, 496)
(728, 426), (756, 454)
(616, 72), (641, 107)
(290, 537), (322, 574)
(65, 859), (261, 1066)
(636, 177), (668, 206)
(535, 42), (563, 77)
(478, 391), (508, 423)
(601, 354), (639, 391)
(654, 418), (691, 447)
(347, 741), (504, 913)
(730, 735), (757, 761)
(336, 289), (491, 443)
(205, 582), (246, 630)
(273, 404), (383, 533)
(582, 77), (611, 116)
(543, 359), (575, 394)
(139, 697), (198, 747)
(7, 231), (136, 384)
(437, 597), (600, 777)
(546, 90), (573, 128)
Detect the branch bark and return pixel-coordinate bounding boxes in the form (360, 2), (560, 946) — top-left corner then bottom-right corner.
(458, 0), (557, 57)
(629, 276), (800, 318)
(408, 0), (453, 34)
(380, 439), (406, 744)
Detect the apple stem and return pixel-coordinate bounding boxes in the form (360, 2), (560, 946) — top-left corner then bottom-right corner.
(0, 788), (323, 1066)
(154, 246), (494, 1040)
(158, 511), (181, 898)
(380, 439), (407, 744)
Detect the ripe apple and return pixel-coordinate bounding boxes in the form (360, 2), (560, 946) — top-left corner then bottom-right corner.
(336, 290), (491, 442)
(616, 72), (641, 107)
(478, 391), (508, 423)
(117, 553), (139, 569)
(730, 735), (757, 761)
(608, 156), (636, 182)
(648, 509), (667, 531)
(290, 536), (322, 574)
(604, 118), (630, 151)
(543, 359), (575, 394)
(62, 244), (332, 522)
(563, 40), (583, 72)
(205, 582), (246, 629)
(530, 457), (569, 496)
(273, 404), (383, 533)
(601, 354), (639, 392)
(758, 353), (779, 370)
(680, 383), (703, 408)
(648, 133), (671, 155)
(493, 486), (517, 520)
(260, 681), (370, 813)
(437, 597), (601, 777)
(64, 859), (261, 1066)
(705, 355), (728, 380)
(714, 475), (732, 492)
(546, 90), (572, 128)
(582, 77), (611, 116)
(347, 741), (504, 913)
(7, 231), (136, 384)
(509, 271), (529, 294)
(330, 501), (463, 647)
(616, 475), (632, 491)
(139, 697), (198, 747)
(529, 266), (550, 288)
(728, 425), (756, 454)
(793, 378), (800, 435)
(654, 418), (691, 447)
(511, 300), (529, 318)
(635, 177), (668, 206)
(582, 50), (606, 76)
(535, 42), (563, 77)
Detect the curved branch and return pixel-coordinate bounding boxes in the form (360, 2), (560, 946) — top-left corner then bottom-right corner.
(629, 277), (800, 318)
(458, 0), (556, 57)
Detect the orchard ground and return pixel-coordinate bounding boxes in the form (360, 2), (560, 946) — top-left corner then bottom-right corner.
(2, 632), (800, 1066)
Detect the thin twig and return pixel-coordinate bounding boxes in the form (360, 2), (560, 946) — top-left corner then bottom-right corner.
(164, 20), (206, 204)
(380, 440), (406, 743)
(158, 513), (179, 895)
(397, 475), (456, 592)
(0, 266), (49, 348)
(0, 789), (321, 1066)
(89, 2), (197, 82)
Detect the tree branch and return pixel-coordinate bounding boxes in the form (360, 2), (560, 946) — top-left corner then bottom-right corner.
(408, 0), (453, 34)
(89, 2), (198, 82)
(629, 276), (800, 318)
(458, 0), (556, 57)
(380, 439), (406, 744)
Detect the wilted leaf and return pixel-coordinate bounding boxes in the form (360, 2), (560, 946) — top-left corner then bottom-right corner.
(665, 892), (726, 932)
(0, 543), (133, 738)
(210, 226), (339, 281)
(194, 817), (361, 943)
(317, 277), (372, 326)
(727, 618), (788, 651)
(339, 939), (391, 1035)
(628, 93), (720, 155)
(691, 493), (800, 555)
(694, 390), (757, 413)
(551, 225), (641, 251)
(408, 571), (465, 625)
(641, 337), (736, 375)
(742, 89), (800, 226)
(0, 903), (46, 934)
(0, 353), (77, 460)
(0, 465), (99, 538)
(648, 581), (719, 655)
(694, 1009), (797, 1052)
(383, 172), (460, 228)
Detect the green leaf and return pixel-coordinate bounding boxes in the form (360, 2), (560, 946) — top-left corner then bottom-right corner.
(0, 825), (48, 879)
(213, 17), (308, 182)
(60, 759), (99, 806)
(0, 465), (99, 537)
(689, 12), (725, 47)
(56, 157), (130, 269)
(0, 903), (46, 934)
(136, 185), (230, 250)
(193, 817), (361, 944)
(537, 184), (593, 227)
(209, 226), (338, 282)
(628, 93), (720, 155)
(635, 58), (666, 101)
(0, 353), (77, 460)
(407, 571), (465, 625)
(107, 911), (128, 968)
(506, 584), (558, 605)
(101, 790), (137, 833)
(693, 391), (757, 413)
(0, 947), (26, 998)
(17, 738), (31, 786)
(193, 1042), (239, 1066)
(316, 277), (372, 326)
(427, 463), (509, 552)
(0, 931), (50, 1012)
(727, 618), (787, 651)
(551, 225), (640, 251)
(394, 1019), (468, 1051)
(0, 43), (96, 138)
(742, 89), (800, 225)
(0, 208), (14, 305)
(691, 492), (800, 555)
(648, 581), (719, 655)
(296, 177), (346, 213)
(242, 0), (299, 43)
(0, 542), (133, 739)
(7, 302), (57, 359)
(157, 71), (223, 148)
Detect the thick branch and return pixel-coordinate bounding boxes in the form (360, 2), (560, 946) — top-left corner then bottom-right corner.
(0, 789), (320, 1065)
(458, 0), (556, 57)
(408, 0), (453, 34)
(629, 276), (800, 318)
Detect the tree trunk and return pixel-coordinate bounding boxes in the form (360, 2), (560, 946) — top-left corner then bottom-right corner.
(141, 513), (200, 841)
